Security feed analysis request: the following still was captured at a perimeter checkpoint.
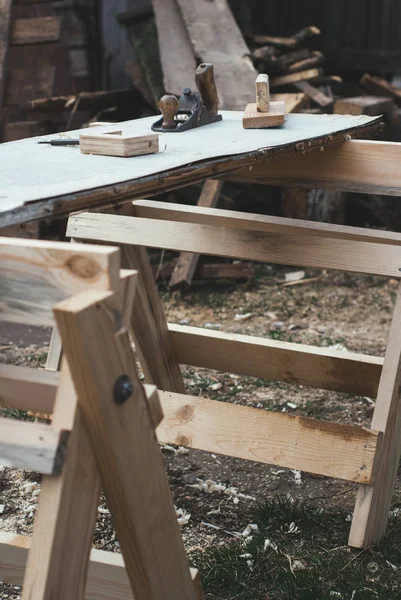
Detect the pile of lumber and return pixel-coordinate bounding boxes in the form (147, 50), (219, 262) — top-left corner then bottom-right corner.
(248, 26), (396, 119)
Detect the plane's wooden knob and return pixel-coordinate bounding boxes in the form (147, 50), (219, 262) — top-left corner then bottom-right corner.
(158, 95), (179, 129)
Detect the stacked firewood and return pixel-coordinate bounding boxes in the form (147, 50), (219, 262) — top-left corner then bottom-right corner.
(247, 26), (397, 121)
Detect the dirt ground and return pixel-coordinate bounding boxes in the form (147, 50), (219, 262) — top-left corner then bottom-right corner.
(1, 262), (400, 598)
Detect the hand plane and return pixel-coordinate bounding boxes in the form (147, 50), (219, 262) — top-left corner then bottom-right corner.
(151, 63), (222, 133)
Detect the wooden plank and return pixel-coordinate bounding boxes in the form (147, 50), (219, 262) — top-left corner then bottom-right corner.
(21, 362), (101, 600)
(168, 324), (382, 397)
(157, 261), (254, 282)
(0, 237), (120, 326)
(293, 80), (333, 108)
(243, 100), (285, 129)
(119, 242), (185, 392)
(132, 199), (401, 245)
(152, 0), (196, 96)
(0, 364), (56, 414)
(5, 65), (55, 105)
(271, 69), (323, 89)
(0, 417), (68, 475)
(175, 0), (256, 109)
(361, 73), (401, 107)
(0, 532), (203, 600)
(250, 26), (321, 49)
(10, 17), (61, 45)
(334, 96), (394, 116)
(80, 132), (159, 158)
(67, 212), (401, 278)
(54, 290), (196, 600)
(169, 180), (223, 290)
(156, 390), (381, 483)
(349, 282), (401, 547)
(0, 0), (12, 135)
(287, 51), (325, 74)
(227, 139), (401, 197)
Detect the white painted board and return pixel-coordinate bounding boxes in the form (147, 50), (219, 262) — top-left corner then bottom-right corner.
(0, 111), (377, 215)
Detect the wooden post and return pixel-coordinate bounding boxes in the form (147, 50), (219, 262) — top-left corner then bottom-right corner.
(349, 281), (401, 547)
(54, 290), (196, 600)
(169, 179), (223, 290)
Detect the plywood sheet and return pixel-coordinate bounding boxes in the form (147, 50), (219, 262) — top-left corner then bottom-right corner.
(0, 111), (380, 226)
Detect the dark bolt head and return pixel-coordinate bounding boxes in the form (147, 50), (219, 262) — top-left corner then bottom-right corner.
(183, 87), (192, 96)
(113, 374), (133, 405)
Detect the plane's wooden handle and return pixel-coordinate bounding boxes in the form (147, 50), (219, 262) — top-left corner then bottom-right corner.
(158, 95), (179, 129)
(195, 63), (219, 116)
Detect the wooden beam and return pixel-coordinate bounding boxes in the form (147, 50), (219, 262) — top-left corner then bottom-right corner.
(168, 324), (382, 397)
(271, 68), (323, 89)
(225, 139), (401, 197)
(169, 180), (223, 290)
(335, 96), (394, 116)
(0, 532), (203, 600)
(67, 212), (401, 278)
(22, 363), (101, 600)
(132, 199), (401, 245)
(10, 17), (61, 45)
(54, 290), (196, 600)
(0, 238), (120, 326)
(0, 417), (68, 475)
(349, 281), (401, 547)
(0, 364), (57, 414)
(157, 390), (381, 483)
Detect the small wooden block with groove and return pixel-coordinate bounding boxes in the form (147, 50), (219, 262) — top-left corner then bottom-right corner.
(80, 130), (159, 158)
(243, 73), (285, 129)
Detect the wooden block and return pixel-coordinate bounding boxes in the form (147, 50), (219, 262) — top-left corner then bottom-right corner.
(271, 92), (308, 113)
(243, 100), (285, 128)
(0, 532), (203, 600)
(80, 131), (159, 158)
(270, 68), (323, 89)
(0, 418), (68, 475)
(293, 80), (333, 108)
(334, 96), (394, 116)
(10, 17), (61, 45)
(156, 390), (381, 483)
(255, 73), (269, 112)
(168, 324), (382, 397)
(0, 364), (57, 414)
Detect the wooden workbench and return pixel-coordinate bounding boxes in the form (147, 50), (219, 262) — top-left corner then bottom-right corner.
(0, 111), (382, 228)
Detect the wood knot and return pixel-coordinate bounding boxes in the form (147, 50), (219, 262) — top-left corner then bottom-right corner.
(175, 432), (192, 447)
(177, 404), (194, 423)
(65, 255), (101, 280)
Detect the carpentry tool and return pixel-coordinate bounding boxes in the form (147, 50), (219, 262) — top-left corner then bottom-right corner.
(243, 73), (285, 129)
(38, 139), (79, 146)
(152, 63), (222, 132)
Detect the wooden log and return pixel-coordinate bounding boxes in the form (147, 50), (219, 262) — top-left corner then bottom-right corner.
(250, 26), (321, 49)
(270, 68), (323, 89)
(274, 48), (309, 70)
(54, 290), (197, 600)
(157, 390), (381, 483)
(361, 73), (401, 107)
(169, 180), (223, 290)
(0, 418), (68, 475)
(287, 51), (325, 74)
(0, 238), (120, 326)
(10, 17), (61, 45)
(68, 212), (401, 278)
(0, 532), (203, 600)
(168, 324), (382, 397)
(349, 281), (401, 547)
(334, 96), (394, 116)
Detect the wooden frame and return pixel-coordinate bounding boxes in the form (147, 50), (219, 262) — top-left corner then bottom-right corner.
(0, 237), (201, 600)
(67, 202), (401, 548)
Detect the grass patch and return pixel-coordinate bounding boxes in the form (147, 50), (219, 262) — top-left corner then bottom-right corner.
(191, 497), (401, 599)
